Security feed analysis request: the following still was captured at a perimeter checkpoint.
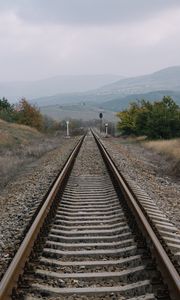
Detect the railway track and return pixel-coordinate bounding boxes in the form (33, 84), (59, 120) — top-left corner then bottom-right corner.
(0, 131), (179, 300)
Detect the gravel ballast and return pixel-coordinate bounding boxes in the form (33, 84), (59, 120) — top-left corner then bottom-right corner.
(1, 132), (179, 287)
(0, 137), (80, 279)
(101, 137), (180, 230)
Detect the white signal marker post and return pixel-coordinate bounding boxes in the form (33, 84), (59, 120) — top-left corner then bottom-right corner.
(105, 123), (108, 137)
(66, 121), (70, 138)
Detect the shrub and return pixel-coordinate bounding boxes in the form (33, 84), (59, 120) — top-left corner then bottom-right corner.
(42, 115), (60, 133)
(117, 97), (180, 139)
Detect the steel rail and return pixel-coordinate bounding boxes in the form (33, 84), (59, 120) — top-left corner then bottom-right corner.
(0, 135), (85, 300)
(92, 130), (180, 300)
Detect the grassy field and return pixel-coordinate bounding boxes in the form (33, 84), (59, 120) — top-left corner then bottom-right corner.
(0, 119), (42, 147)
(144, 139), (180, 177)
(0, 119), (62, 189)
(116, 135), (180, 178)
(144, 139), (180, 160)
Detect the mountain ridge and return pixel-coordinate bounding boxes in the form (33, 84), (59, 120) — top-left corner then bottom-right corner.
(97, 66), (180, 95)
(30, 66), (180, 121)
(0, 74), (124, 101)
(1, 66), (180, 115)
(100, 90), (180, 112)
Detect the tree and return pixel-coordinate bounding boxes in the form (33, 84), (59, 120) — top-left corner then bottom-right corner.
(0, 98), (16, 122)
(0, 97), (60, 133)
(144, 97), (180, 139)
(117, 102), (140, 135)
(0, 97), (11, 111)
(117, 97), (180, 139)
(16, 99), (43, 130)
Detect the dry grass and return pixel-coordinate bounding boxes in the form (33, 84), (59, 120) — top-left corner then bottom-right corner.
(0, 119), (41, 148)
(144, 139), (180, 159)
(0, 119), (63, 189)
(144, 139), (180, 177)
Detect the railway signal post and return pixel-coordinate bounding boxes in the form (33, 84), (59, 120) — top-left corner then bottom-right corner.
(99, 112), (103, 133)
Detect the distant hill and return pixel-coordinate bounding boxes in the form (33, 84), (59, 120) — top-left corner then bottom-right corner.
(97, 66), (180, 95)
(0, 74), (123, 101)
(32, 92), (119, 107)
(40, 103), (117, 122)
(2, 66), (180, 121)
(100, 90), (180, 112)
(39, 90), (180, 122)
(31, 66), (180, 109)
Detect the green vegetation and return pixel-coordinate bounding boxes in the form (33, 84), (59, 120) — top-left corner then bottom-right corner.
(0, 98), (59, 132)
(0, 97), (16, 122)
(117, 96), (180, 139)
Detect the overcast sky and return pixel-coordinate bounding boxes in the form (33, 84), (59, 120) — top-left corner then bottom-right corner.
(0, 0), (180, 81)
